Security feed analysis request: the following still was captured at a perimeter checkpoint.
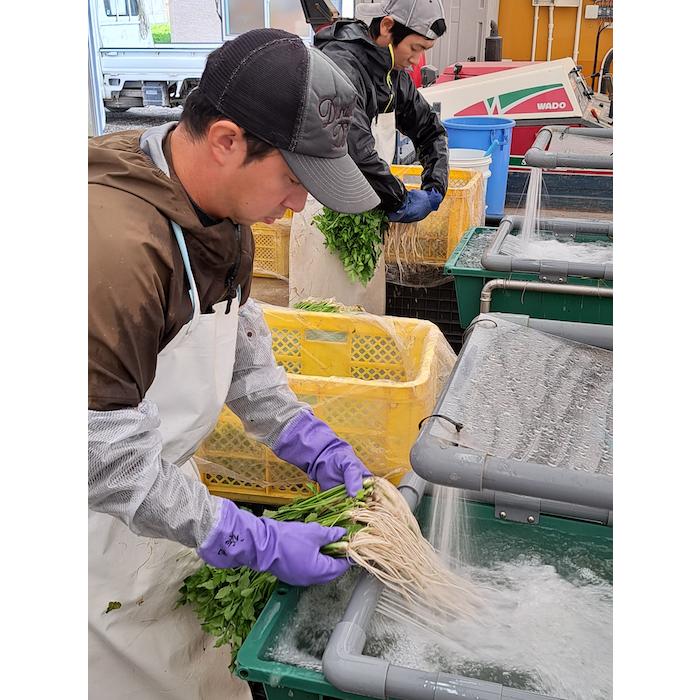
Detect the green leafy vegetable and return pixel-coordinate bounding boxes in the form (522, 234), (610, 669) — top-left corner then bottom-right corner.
(312, 207), (389, 286)
(177, 482), (373, 671)
(292, 299), (344, 313)
(292, 298), (364, 313)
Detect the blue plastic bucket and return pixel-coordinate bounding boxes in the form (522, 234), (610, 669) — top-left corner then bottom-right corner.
(442, 117), (516, 217)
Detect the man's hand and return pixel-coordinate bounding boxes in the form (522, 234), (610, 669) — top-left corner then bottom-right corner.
(273, 410), (372, 497)
(198, 500), (351, 586)
(387, 188), (443, 224)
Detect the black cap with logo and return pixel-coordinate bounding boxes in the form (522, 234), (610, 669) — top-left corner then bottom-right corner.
(198, 28), (380, 214)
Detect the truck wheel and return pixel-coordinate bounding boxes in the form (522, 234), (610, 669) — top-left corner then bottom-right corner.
(106, 106), (130, 113)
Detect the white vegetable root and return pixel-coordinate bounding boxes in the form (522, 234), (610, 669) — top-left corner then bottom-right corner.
(346, 477), (479, 621)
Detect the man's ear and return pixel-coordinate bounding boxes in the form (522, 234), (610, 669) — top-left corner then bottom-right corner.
(206, 120), (246, 166)
(379, 16), (395, 39)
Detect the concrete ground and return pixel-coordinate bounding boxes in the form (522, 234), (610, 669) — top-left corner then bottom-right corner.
(251, 276), (290, 307)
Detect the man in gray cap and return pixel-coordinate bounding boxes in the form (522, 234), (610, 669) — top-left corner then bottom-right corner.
(88, 28), (376, 699)
(315, 0), (449, 223)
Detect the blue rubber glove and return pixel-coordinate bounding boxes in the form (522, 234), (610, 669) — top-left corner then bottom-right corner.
(273, 410), (372, 497)
(387, 188), (443, 224)
(426, 187), (444, 211)
(198, 499), (351, 586)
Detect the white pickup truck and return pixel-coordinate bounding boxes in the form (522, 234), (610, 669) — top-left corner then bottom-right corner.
(92, 0), (346, 113)
(100, 42), (217, 112)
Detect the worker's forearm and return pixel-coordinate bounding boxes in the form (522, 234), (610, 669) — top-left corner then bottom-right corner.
(226, 299), (308, 447)
(396, 77), (449, 196)
(88, 400), (222, 548)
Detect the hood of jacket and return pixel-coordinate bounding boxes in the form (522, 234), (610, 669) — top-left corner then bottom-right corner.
(88, 125), (253, 308)
(89, 127), (202, 223)
(315, 20), (394, 83)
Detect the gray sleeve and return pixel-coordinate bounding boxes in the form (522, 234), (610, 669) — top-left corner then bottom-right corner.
(226, 299), (308, 448)
(88, 399), (223, 548)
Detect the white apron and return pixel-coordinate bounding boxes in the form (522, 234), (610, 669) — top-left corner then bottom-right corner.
(88, 221), (250, 700)
(288, 112), (397, 315)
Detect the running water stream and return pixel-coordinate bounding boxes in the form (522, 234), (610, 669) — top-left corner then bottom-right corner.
(501, 168), (612, 265)
(424, 484), (473, 568)
(519, 167), (544, 244)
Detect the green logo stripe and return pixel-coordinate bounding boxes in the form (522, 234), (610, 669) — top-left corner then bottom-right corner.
(498, 83), (562, 109)
(487, 96), (494, 108)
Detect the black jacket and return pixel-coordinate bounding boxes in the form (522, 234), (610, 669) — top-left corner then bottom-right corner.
(315, 20), (449, 213)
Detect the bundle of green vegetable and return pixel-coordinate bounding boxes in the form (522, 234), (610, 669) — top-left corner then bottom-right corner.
(312, 207), (389, 285)
(177, 481), (371, 669)
(292, 297), (365, 313)
(178, 477), (478, 671)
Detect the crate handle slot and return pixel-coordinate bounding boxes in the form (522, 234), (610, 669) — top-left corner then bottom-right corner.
(304, 329), (348, 343)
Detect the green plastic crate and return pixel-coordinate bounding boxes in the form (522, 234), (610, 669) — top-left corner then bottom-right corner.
(444, 227), (613, 328)
(235, 584), (367, 700)
(235, 499), (612, 700)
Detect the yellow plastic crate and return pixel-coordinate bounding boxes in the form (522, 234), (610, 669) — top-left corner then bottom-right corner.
(252, 210), (292, 279)
(384, 165), (485, 265)
(196, 307), (452, 504)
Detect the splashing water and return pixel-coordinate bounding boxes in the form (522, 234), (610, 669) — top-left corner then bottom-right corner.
(499, 234), (613, 265)
(520, 167), (544, 244)
(507, 167), (612, 265)
(268, 495), (612, 700)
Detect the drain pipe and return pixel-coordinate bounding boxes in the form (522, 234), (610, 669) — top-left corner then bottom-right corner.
(531, 5), (540, 60)
(546, 5), (555, 61)
(523, 126), (613, 170)
(572, 0), (584, 65)
(480, 279), (613, 314)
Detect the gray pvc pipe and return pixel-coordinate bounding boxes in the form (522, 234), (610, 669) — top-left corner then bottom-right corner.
(322, 471), (558, 700)
(516, 316), (613, 349)
(457, 486), (612, 526)
(523, 126), (613, 170)
(421, 474), (612, 525)
(490, 313), (613, 349)
(481, 216), (613, 280)
(497, 214), (613, 236)
(410, 437), (612, 513)
(484, 457), (612, 512)
(480, 278), (614, 314)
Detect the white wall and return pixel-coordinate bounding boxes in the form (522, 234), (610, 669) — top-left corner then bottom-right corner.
(170, 0), (223, 42)
(426, 0), (500, 72)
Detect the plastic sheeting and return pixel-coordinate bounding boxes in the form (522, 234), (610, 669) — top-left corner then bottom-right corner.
(384, 166), (485, 287)
(430, 316), (613, 474)
(196, 306), (457, 501)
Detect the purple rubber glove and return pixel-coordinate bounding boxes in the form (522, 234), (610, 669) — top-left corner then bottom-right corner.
(273, 410), (372, 497)
(198, 498), (351, 586)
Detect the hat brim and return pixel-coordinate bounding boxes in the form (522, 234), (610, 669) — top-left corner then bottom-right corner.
(280, 150), (380, 214)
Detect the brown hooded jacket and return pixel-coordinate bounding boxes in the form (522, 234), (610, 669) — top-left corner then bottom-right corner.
(88, 127), (254, 411)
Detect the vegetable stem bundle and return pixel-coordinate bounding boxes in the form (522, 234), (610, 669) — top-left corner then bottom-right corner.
(312, 207), (389, 286)
(179, 477), (478, 670)
(292, 298), (365, 314)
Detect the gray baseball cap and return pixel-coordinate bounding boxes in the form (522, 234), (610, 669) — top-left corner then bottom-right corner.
(355, 0), (447, 41)
(198, 29), (379, 214)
